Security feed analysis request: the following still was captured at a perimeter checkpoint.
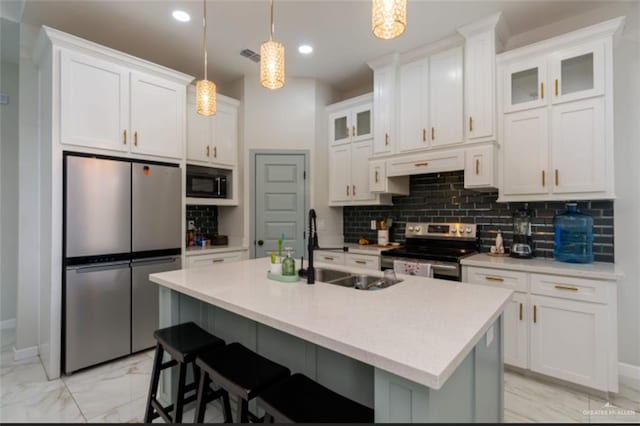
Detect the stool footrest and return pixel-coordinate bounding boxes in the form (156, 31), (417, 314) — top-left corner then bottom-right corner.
(160, 359), (178, 370)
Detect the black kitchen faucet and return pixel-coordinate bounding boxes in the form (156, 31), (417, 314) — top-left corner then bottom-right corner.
(306, 209), (347, 284)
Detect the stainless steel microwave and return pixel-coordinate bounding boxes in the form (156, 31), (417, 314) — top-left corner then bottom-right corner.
(186, 166), (227, 198)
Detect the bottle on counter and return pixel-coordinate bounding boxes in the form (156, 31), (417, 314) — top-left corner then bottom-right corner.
(282, 247), (296, 276)
(553, 203), (594, 264)
(495, 230), (504, 254)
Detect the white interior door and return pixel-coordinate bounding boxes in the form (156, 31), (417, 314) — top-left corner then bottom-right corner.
(429, 47), (463, 146)
(130, 72), (184, 159)
(551, 97), (606, 194)
(60, 50), (129, 151)
(502, 108), (549, 196)
(254, 154), (307, 258)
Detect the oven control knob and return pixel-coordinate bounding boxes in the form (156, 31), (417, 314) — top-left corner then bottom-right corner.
(408, 226), (414, 232)
(415, 226), (421, 233)
(450, 229), (456, 234)
(465, 227), (472, 233)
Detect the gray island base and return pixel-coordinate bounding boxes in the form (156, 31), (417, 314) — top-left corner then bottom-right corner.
(157, 287), (504, 423)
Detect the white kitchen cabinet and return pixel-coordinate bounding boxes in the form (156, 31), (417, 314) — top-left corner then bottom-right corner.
(429, 47), (464, 147)
(497, 18), (622, 202)
(464, 145), (497, 189)
(530, 294), (608, 390)
(345, 253), (381, 271)
(505, 292), (529, 369)
(463, 262), (618, 392)
(503, 58), (547, 113)
(398, 58), (429, 152)
(60, 50), (129, 152)
(462, 29), (498, 141)
(130, 72), (184, 159)
(351, 141), (375, 201)
(550, 40), (605, 105)
(314, 251), (346, 265)
(186, 90), (239, 168)
(371, 61), (397, 155)
(329, 102), (373, 146)
(502, 108), (549, 196)
(386, 149), (464, 178)
(369, 159), (409, 195)
(551, 97), (605, 194)
(329, 144), (351, 203)
(186, 251), (245, 269)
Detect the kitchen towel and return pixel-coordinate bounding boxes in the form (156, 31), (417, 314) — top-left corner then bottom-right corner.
(393, 260), (432, 277)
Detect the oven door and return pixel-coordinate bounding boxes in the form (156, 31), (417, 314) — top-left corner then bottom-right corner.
(381, 256), (461, 281)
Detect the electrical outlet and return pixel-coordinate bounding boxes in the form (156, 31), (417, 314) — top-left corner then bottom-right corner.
(371, 220), (377, 230)
(187, 220), (195, 230)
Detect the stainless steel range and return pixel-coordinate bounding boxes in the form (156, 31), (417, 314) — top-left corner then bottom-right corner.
(380, 223), (479, 281)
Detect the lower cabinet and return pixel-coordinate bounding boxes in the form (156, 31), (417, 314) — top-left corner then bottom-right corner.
(186, 250), (246, 269)
(314, 251), (381, 271)
(463, 265), (617, 392)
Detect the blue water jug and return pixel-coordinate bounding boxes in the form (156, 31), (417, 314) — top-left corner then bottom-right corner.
(553, 203), (594, 263)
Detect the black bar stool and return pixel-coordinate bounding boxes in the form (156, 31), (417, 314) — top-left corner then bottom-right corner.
(144, 322), (228, 423)
(257, 373), (374, 423)
(194, 342), (291, 423)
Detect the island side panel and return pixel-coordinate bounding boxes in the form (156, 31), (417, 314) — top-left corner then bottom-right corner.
(374, 315), (504, 423)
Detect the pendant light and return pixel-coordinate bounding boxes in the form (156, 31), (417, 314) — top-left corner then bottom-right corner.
(196, 0), (216, 116)
(260, 0), (285, 90)
(372, 0), (407, 40)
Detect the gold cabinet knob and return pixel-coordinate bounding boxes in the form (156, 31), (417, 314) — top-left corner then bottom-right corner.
(123, 129), (127, 145)
(134, 131), (138, 146)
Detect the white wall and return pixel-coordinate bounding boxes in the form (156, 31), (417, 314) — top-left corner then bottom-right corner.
(0, 18), (20, 324)
(504, 2), (640, 370)
(218, 75), (341, 254)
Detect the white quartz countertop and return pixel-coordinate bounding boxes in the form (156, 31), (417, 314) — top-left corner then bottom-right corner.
(461, 253), (623, 281)
(150, 257), (512, 389)
(184, 245), (248, 257)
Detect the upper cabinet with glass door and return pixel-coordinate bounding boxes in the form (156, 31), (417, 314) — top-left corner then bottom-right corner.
(550, 41), (605, 104)
(328, 93), (373, 146)
(504, 58), (547, 113)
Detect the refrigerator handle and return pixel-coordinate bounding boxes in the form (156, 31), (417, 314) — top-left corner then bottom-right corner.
(131, 257), (180, 267)
(69, 261), (131, 273)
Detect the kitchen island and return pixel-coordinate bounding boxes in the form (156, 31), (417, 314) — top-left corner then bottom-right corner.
(150, 258), (512, 423)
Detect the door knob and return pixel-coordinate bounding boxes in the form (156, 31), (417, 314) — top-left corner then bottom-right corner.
(257, 240), (264, 246)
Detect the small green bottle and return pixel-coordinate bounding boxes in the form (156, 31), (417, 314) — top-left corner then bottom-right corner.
(282, 247), (296, 276)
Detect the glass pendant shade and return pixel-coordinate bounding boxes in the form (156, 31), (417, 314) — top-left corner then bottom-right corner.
(260, 40), (285, 90)
(372, 0), (407, 40)
(196, 79), (216, 116)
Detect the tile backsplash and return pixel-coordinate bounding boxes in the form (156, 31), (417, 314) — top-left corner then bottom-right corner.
(186, 205), (218, 237)
(343, 171), (614, 262)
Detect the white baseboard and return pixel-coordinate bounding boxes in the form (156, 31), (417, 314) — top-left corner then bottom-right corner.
(619, 362), (640, 391)
(0, 318), (16, 329)
(13, 345), (38, 361)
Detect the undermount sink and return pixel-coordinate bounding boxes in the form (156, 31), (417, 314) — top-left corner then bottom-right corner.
(314, 267), (403, 290)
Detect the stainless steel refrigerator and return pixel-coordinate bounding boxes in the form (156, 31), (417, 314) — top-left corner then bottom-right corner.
(63, 154), (181, 373)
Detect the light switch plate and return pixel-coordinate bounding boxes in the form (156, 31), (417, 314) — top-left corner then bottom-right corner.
(187, 220), (195, 230)
(370, 220), (377, 230)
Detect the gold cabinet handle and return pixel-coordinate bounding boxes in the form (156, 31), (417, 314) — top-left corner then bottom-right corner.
(414, 162), (429, 167)
(375, 170), (379, 183)
(475, 159), (480, 176)
(422, 128), (426, 142)
(355, 260), (367, 265)
(214, 146), (217, 158)
(542, 170), (546, 187)
(134, 131), (138, 146)
(554, 284), (579, 292)
(519, 303), (523, 321)
(123, 130), (127, 145)
(431, 127), (435, 141)
(385, 133), (389, 145)
(346, 185), (349, 196)
(555, 79), (559, 97)
(352, 125), (356, 137)
(540, 82), (544, 99)
(346, 126), (350, 137)
(352, 185), (356, 196)
(533, 305), (537, 323)
(206, 145), (210, 157)
(469, 116), (473, 132)
(485, 276), (504, 282)
(212, 259), (224, 263)
(324, 256), (335, 261)
(555, 169), (559, 186)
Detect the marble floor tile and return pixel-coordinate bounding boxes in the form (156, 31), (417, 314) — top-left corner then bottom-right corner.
(0, 328), (16, 353)
(63, 352), (153, 420)
(86, 395), (147, 423)
(504, 370), (590, 423)
(588, 384), (640, 424)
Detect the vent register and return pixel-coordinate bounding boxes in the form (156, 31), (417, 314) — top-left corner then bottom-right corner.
(240, 48), (261, 63)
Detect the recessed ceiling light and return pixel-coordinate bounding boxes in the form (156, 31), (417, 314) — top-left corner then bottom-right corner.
(172, 10), (191, 22)
(298, 44), (313, 55)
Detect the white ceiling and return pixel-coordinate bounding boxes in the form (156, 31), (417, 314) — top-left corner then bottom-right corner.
(20, 0), (611, 92)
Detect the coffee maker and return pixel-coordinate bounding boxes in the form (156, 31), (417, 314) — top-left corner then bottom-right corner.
(511, 204), (533, 258)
